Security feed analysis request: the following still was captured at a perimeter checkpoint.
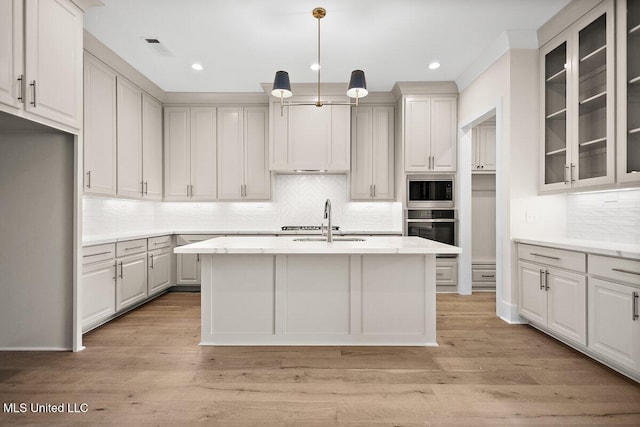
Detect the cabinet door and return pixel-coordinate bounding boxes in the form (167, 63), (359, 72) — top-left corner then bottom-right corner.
(24, 0), (82, 129)
(572, 3), (615, 188)
(404, 98), (431, 171)
(177, 253), (200, 285)
(116, 254), (147, 311)
(351, 106), (374, 199)
(589, 277), (640, 373)
(329, 105), (351, 171)
(164, 107), (190, 201)
(217, 107), (244, 199)
(617, 0), (640, 183)
(288, 105), (332, 169)
(148, 249), (170, 295)
(546, 267), (587, 345)
(244, 107), (271, 200)
(190, 107), (217, 200)
(0, 0), (23, 110)
(518, 261), (547, 324)
(81, 261), (116, 331)
(116, 77), (143, 198)
(83, 55), (117, 196)
(430, 96), (457, 171)
(141, 94), (163, 200)
(372, 106), (395, 199)
(479, 123), (496, 171)
(540, 36), (571, 191)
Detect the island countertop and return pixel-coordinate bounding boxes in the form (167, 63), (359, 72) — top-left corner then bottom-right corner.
(174, 236), (461, 255)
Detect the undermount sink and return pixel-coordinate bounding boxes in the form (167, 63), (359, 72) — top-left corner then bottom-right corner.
(293, 237), (366, 242)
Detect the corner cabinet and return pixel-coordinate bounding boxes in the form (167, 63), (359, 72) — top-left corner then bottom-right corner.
(217, 106), (270, 200)
(540, 1), (615, 191)
(0, 0), (82, 132)
(351, 106), (395, 200)
(617, 0), (640, 183)
(164, 107), (217, 201)
(270, 101), (350, 172)
(403, 96), (457, 172)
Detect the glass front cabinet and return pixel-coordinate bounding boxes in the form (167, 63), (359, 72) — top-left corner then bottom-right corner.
(617, 0), (640, 183)
(541, 1), (615, 191)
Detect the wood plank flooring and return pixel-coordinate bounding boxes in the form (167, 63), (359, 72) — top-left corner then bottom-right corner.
(1, 292), (639, 425)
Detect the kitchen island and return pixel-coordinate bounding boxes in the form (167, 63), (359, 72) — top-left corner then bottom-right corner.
(174, 236), (461, 346)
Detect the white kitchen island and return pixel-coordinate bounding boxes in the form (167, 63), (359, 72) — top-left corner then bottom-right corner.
(174, 236), (461, 346)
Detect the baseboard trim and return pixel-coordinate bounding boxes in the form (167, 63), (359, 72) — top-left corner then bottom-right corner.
(498, 300), (528, 324)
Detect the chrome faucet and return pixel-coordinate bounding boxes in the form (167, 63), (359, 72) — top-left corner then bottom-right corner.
(323, 198), (333, 242)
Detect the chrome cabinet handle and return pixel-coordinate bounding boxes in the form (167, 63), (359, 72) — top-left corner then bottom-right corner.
(612, 268), (640, 276)
(17, 75), (24, 103)
(149, 254), (154, 269)
(124, 245), (145, 251)
(564, 164), (569, 184)
(570, 163), (575, 183)
(369, 185), (373, 198)
(29, 80), (36, 107)
(190, 184), (194, 197)
(82, 251), (111, 258)
(113, 262), (117, 280)
(86, 171), (91, 188)
(186, 184), (190, 197)
(373, 184), (376, 197)
(539, 269), (545, 290)
(197, 254), (200, 263)
(119, 261), (124, 279)
(153, 241), (166, 246)
(633, 292), (639, 321)
(545, 270), (550, 290)
(481, 274), (495, 278)
(530, 252), (560, 261)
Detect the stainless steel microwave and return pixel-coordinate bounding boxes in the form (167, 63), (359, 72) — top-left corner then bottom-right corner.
(406, 175), (454, 208)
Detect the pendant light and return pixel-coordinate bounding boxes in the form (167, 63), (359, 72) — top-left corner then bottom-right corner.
(271, 7), (368, 112)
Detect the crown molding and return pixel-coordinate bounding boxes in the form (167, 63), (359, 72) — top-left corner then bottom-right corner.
(163, 92), (269, 105)
(391, 81), (459, 99)
(71, 0), (103, 12)
(537, 0), (603, 48)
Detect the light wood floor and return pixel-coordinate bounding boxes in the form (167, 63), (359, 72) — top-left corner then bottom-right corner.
(1, 292), (639, 425)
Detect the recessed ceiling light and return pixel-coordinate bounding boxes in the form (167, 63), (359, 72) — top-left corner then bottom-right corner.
(310, 63), (321, 71)
(428, 62), (440, 70)
(191, 63), (203, 71)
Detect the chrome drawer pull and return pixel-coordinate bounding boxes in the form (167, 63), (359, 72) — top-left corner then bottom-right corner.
(633, 292), (639, 321)
(481, 274), (495, 278)
(612, 268), (640, 276)
(83, 251), (112, 258)
(154, 242), (167, 246)
(124, 245), (145, 251)
(539, 270), (544, 290)
(545, 270), (550, 291)
(531, 253), (560, 261)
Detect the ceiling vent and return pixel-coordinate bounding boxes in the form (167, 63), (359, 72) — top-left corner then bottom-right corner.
(143, 37), (174, 57)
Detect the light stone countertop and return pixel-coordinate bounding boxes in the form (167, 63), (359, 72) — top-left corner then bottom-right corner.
(82, 229), (403, 246)
(513, 237), (640, 260)
(173, 235), (461, 255)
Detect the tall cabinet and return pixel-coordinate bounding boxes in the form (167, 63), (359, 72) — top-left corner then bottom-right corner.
(217, 106), (270, 200)
(617, 0), (640, 183)
(541, 1), (615, 190)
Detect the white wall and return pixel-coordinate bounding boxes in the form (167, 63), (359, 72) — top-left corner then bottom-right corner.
(83, 175), (402, 238)
(0, 127), (74, 350)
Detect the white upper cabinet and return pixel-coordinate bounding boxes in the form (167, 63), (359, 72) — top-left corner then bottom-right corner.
(218, 106), (270, 200)
(617, 0), (640, 184)
(472, 122), (496, 172)
(351, 106), (395, 200)
(141, 94), (163, 200)
(0, 0), (82, 132)
(116, 77), (143, 198)
(83, 54), (116, 196)
(164, 106), (217, 201)
(0, 0), (23, 110)
(270, 102), (350, 172)
(540, 1), (615, 191)
(404, 96), (457, 172)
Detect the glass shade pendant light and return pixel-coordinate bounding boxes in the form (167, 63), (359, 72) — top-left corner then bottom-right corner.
(271, 7), (368, 112)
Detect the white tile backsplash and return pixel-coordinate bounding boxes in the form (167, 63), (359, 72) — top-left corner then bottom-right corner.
(566, 189), (640, 244)
(83, 175), (402, 237)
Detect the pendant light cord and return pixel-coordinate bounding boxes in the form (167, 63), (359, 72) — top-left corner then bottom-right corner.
(316, 13), (321, 107)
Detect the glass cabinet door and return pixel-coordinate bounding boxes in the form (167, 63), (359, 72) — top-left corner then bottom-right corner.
(620, 0), (640, 181)
(543, 40), (570, 188)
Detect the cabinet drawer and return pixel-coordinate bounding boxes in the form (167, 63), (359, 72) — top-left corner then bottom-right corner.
(82, 243), (116, 265)
(472, 268), (496, 282)
(589, 254), (640, 286)
(116, 239), (147, 257)
(519, 244), (586, 273)
(436, 259), (457, 286)
(148, 235), (171, 249)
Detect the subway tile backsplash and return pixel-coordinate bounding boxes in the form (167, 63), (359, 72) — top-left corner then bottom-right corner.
(83, 175), (402, 237)
(566, 189), (640, 244)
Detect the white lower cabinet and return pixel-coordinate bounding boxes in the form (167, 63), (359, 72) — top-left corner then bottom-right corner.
(116, 253), (148, 311)
(81, 243), (117, 332)
(177, 253), (200, 285)
(436, 257), (457, 290)
(518, 260), (587, 345)
(148, 248), (170, 295)
(589, 278), (640, 373)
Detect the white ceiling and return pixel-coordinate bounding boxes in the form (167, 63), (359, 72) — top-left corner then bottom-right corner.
(83, 0), (570, 93)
